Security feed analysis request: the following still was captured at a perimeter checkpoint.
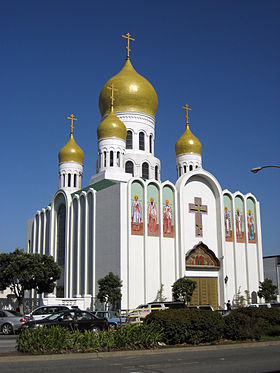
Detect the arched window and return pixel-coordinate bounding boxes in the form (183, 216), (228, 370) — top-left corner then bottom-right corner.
(104, 151), (106, 167)
(155, 165), (158, 180)
(142, 162), (149, 180)
(125, 161), (134, 175)
(63, 174), (65, 187)
(74, 174), (77, 187)
(184, 165), (187, 173)
(189, 165), (193, 171)
(139, 132), (145, 150)
(149, 135), (153, 153)
(110, 151), (114, 166)
(68, 174), (71, 187)
(126, 130), (133, 149)
(117, 152), (120, 166)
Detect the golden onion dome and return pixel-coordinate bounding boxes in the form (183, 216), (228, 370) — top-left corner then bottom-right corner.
(99, 58), (158, 118)
(58, 134), (84, 164)
(175, 124), (202, 156)
(97, 109), (127, 140)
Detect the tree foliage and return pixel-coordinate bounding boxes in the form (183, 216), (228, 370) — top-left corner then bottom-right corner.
(97, 272), (122, 310)
(172, 277), (196, 304)
(0, 249), (61, 310)
(258, 278), (277, 303)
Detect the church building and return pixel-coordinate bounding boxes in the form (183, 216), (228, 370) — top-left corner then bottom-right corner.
(26, 34), (264, 310)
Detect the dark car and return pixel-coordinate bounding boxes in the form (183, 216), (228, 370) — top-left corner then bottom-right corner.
(20, 309), (109, 333)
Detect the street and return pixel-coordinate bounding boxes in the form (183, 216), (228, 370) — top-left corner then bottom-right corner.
(0, 337), (279, 373)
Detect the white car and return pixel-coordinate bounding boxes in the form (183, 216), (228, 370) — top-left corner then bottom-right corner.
(25, 305), (70, 321)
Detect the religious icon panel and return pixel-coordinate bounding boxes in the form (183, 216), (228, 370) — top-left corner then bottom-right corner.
(223, 194), (233, 242)
(147, 183), (159, 237)
(131, 181), (144, 236)
(246, 197), (257, 243)
(235, 195), (245, 243)
(162, 185), (174, 238)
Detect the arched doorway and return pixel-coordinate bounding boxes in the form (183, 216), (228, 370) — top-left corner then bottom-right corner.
(185, 242), (220, 309)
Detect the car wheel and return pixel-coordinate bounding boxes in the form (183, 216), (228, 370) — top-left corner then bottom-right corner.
(108, 323), (117, 330)
(91, 326), (101, 333)
(2, 323), (13, 335)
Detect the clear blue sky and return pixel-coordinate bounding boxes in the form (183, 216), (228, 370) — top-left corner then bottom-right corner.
(1, 0), (279, 256)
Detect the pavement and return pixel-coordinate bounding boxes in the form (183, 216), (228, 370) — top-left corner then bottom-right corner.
(0, 339), (280, 362)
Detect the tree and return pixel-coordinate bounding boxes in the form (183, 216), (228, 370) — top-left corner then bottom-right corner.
(97, 272), (122, 310)
(154, 283), (167, 302)
(233, 287), (246, 308)
(0, 249), (61, 313)
(258, 278), (277, 303)
(172, 278), (196, 304)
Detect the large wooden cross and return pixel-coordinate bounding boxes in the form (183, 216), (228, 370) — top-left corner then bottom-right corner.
(67, 114), (77, 135)
(189, 197), (208, 236)
(182, 104), (192, 125)
(122, 32), (135, 59)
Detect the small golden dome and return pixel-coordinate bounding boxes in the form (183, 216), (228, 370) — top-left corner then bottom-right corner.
(99, 59), (158, 118)
(97, 110), (127, 140)
(58, 134), (84, 164)
(175, 124), (202, 156)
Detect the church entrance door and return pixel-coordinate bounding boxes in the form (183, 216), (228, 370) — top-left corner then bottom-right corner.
(187, 277), (218, 310)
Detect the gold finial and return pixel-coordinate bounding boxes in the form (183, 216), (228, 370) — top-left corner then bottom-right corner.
(67, 114), (77, 135)
(122, 32), (135, 59)
(182, 104), (192, 126)
(107, 83), (118, 111)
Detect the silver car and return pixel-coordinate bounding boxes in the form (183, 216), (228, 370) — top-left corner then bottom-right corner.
(0, 309), (26, 335)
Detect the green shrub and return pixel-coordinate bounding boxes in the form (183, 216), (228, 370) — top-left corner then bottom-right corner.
(17, 324), (163, 354)
(145, 309), (224, 345)
(223, 308), (280, 340)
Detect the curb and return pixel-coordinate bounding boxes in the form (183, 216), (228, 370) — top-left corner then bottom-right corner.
(0, 340), (280, 362)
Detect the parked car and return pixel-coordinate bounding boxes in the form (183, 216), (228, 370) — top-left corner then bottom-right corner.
(0, 309), (27, 335)
(186, 305), (214, 311)
(271, 303), (280, 309)
(248, 303), (271, 308)
(92, 310), (126, 329)
(20, 309), (109, 333)
(127, 301), (187, 323)
(24, 305), (70, 321)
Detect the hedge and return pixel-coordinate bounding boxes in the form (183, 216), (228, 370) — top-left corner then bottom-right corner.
(144, 309), (225, 345)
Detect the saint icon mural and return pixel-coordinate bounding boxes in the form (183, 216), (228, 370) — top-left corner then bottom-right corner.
(163, 199), (172, 235)
(247, 209), (256, 243)
(131, 195), (143, 234)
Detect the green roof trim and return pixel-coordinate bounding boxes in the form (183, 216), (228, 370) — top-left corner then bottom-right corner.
(71, 179), (120, 198)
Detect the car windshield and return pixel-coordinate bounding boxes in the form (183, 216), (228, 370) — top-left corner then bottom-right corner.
(47, 311), (65, 321)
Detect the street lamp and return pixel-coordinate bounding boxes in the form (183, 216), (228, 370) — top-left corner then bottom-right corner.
(251, 165), (280, 174)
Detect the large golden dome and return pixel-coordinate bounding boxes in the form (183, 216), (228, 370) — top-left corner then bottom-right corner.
(58, 134), (84, 164)
(97, 110), (127, 140)
(175, 124), (202, 156)
(99, 58), (158, 118)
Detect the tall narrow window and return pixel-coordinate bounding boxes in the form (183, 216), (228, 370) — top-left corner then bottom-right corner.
(104, 151), (106, 167)
(74, 174), (77, 187)
(63, 174), (65, 187)
(110, 151), (114, 166)
(126, 130), (133, 149)
(117, 152), (120, 166)
(68, 174), (71, 187)
(155, 165), (158, 180)
(139, 132), (145, 150)
(189, 165), (193, 171)
(184, 165), (187, 173)
(149, 135), (152, 153)
(125, 161), (134, 175)
(142, 162), (149, 180)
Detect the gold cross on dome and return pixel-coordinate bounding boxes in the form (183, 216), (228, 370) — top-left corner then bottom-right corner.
(122, 32), (135, 59)
(182, 104), (192, 125)
(107, 83), (118, 110)
(67, 114), (77, 135)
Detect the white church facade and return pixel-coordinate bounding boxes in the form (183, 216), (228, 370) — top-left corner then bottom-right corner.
(26, 34), (264, 310)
